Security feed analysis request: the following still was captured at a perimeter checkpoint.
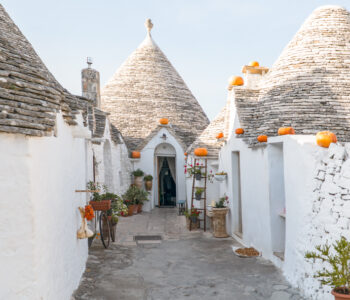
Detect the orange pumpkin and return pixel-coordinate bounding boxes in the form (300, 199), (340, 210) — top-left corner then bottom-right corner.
(257, 135), (268, 143)
(249, 61), (259, 67)
(216, 132), (224, 139)
(228, 76), (244, 86)
(184, 152), (188, 156)
(194, 148), (208, 157)
(316, 131), (337, 148)
(235, 128), (244, 135)
(131, 151), (141, 159)
(159, 118), (169, 125)
(278, 127), (295, 136)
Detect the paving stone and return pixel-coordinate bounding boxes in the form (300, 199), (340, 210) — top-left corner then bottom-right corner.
(270, 291), (291, 300)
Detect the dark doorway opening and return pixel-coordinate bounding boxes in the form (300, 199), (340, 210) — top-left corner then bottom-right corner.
(158, 158), (176, 207)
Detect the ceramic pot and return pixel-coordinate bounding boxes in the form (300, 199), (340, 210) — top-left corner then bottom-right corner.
(212, 207), (229, 238)
(195, 173), (201, 181)
(127, 205), (134, 216)
(332, 288), (350, 300)
(195, 193), (202, 200)
(134, 176), (143, 188)
(145, 180), (153, 191)
(214, 174), (227, 182)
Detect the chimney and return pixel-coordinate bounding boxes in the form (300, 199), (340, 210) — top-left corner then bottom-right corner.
(82, 57), (101, 108)
(241, 64), (269, 89)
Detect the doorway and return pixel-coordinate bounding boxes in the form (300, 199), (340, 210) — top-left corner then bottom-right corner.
(232, 151), (243, 237)
(158, 157), (176, 207)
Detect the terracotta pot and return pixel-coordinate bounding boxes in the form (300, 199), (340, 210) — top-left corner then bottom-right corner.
(145, 180), (153, 191)
(137, 204), (143, 213)
(127, 205), (134, 216)
(332, 288), (350, 300)
(89, 200), (111, 211)
(134, 176), (143, 188)
(212, 207), (229, 238)
(133, 204), (138, 214)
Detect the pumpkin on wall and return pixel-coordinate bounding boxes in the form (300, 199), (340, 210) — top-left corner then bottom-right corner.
(278, 127), (295, 135)
(228, 76), (244, 86)
(249, 61), (259, 67)
(194, 148), (208, 157)
(216, 132), (224, 139)
(235, 128), (244, 135)
(316, 131), (337, 148)
(131, 151), (141, 159)
(257, 135), (268, 143)
(159, 118), (169, 125)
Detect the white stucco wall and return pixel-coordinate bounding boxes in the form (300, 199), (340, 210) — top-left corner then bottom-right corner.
(0, 113), (94, 300)
(132, 127), (186, 211)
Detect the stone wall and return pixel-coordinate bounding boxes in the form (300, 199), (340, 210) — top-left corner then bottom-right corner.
(292, 143), (350, 300)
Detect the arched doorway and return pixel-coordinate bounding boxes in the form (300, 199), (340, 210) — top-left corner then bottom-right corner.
(155, 143), (176, 207)
(103, 140), (113, 191)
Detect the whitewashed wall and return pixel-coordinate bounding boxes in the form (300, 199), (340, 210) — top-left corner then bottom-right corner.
(0, 113), (93, 300)
(133, 127), (186, 211)
(92, 119), (132, 196)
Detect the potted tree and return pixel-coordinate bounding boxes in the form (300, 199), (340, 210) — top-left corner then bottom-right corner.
(184, 206), (200, 230)
(212, 195), (230, 238)
(144, 175), (153, 191)
(195, 187), (204, 200)
(305, 237), (350, 299)
(122, 185), (143, 216)
(132, 169), (144, 188)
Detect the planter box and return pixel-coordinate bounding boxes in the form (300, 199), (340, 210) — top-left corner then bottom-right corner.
(89, 200), (111, 211)
(214, 174), (227, 182)
(212, 207), (229, 238)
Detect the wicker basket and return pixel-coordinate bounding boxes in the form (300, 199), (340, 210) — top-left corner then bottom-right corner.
(186, 217), (200, 230)
(89, 200), (111, 211)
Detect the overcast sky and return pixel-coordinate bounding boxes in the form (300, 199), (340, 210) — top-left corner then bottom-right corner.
(2, 0), (350, 120)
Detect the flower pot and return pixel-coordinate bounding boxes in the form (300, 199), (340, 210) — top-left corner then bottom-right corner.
(212, 207), (229, 238)
(145, 180), (152, 191)
(89, 200), (111, 211)
(195, 173), (201, 181)
(190, 216), (198, 223)
(137, 204), (143, 213)
(332, 288), (350, 300)
(195, 193), (202, 200)
(186, 217), (199, 230)
(214, 174), (227, 182)
(134, 176), (143, 188)
(127, 205), (134, 216)
(133, 204), (139, 214)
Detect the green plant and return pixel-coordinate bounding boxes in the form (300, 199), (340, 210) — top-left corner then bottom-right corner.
(122, 185), (149, 205)
(100, 192), (118, 200)
(132, 169), (144, 177)
(215, 171), (227, 175)
(195, 188), (204, 196)
(144, 175), (153, 181)
(87, 181), (101, 201)
(305, 237), (350, 294)
(215, 194), (229, 208)
(184, 206), (200, 218)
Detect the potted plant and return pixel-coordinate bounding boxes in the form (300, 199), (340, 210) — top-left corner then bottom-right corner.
(106, 194), (125, 242)
(187, 165), (202, 181)
(212, 195), (230, 238)
(87, 181), (111, 211)
(214, 171), (227, 182)
(132, 169), (144, 188)
(122, 185), (143, 216)
(136, 188), (149, 213)
(305, 237), (350, 299)
(144, 175), (153, 191)
(184, 206), (200, 230)
(195, 187), (204, 201)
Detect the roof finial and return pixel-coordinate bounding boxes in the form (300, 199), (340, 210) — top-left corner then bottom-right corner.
(145, 18), (153, 36)
(87, 57), (93, 68)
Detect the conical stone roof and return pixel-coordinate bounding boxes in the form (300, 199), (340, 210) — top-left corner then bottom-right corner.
(101, 19), (209, 151)
(235, 5), (350, 143)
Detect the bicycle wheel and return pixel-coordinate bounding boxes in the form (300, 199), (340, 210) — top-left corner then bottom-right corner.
(99, 211), (110, 249)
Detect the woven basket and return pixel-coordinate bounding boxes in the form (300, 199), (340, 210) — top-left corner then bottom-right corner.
(89, 200), (111, 211)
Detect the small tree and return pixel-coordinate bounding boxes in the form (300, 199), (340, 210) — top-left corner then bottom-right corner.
(305, 236), (350, 295)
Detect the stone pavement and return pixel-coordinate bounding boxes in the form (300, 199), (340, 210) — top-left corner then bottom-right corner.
(73, 208), (304, 300)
